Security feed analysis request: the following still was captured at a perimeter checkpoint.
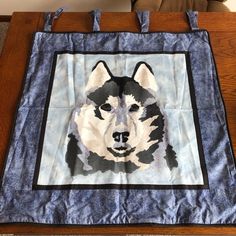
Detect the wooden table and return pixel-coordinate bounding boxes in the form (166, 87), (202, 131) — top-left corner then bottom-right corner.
(0, 12), (235, 235)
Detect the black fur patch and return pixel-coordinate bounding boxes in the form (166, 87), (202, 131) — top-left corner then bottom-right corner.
(65, 134), (82, 176)
(137, 103), (164, 164)
(164, 144), (178, 170)
(87, 80), (120, 105)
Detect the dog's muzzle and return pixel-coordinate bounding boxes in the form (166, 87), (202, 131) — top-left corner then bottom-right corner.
(107, 131), (135, 157)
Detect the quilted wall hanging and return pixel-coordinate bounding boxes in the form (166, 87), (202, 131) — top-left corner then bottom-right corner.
(0, 9), (235, 225)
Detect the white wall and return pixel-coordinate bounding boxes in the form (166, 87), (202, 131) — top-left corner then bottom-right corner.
(0, 0), (236, 15)
(224, 0), (236, 11)
(0, 0), (131, 15)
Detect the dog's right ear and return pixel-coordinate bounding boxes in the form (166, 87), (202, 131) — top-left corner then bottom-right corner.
(132, 62), (157, 93)
(85, 61), (112, 93)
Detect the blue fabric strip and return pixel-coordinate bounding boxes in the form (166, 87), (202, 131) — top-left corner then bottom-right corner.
(186, 10), (199, 31)
(91, 9), (101, 32)
(44, 13), (53, 32)
(44, 8), (64, 32)
(136, 11), (150, 33)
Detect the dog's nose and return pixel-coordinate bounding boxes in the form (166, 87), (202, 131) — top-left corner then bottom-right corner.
(112, 132), (129, 143)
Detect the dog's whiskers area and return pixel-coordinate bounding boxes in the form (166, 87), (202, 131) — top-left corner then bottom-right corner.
(115, 146), (128, 151)
(107, 147), (136, 158)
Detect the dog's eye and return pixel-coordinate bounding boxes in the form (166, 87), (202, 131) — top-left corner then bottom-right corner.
(129, 104), (139, 112)
(100, 103), (112, 112)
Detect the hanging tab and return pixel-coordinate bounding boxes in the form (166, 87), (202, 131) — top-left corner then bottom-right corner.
(136, 11), (150, 33)
(44, 8), (64, 31)
(91, 9), (101, 32)
(186, 10), (199, 31)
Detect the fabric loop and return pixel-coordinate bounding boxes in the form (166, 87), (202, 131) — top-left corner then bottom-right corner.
(136, 11), (150, 33)
(44, 8), (64, 32)
(186, 10), (199, 31)
(91, 9), (101, 32)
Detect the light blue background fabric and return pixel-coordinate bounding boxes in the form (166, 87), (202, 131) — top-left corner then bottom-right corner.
(38, 53), (204, 186)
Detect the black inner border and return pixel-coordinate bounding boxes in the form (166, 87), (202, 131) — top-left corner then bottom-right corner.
(32, 51), (209, 190)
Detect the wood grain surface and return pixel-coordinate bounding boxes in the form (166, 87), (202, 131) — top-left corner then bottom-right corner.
(0, 12), (235, 234)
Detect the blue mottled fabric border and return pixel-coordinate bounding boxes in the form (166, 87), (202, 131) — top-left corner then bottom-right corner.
(0, 29), (235, 224)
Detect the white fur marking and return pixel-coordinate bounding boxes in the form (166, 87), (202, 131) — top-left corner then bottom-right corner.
(134, 63), (158, 92)
(85, 61), (111, 93)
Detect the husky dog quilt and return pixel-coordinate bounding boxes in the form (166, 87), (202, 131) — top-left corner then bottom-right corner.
(0, 11), (235, 225)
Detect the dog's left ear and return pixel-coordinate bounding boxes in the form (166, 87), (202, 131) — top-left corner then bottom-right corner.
(133, 62), (157, 92)
(85, 61), (112, 93)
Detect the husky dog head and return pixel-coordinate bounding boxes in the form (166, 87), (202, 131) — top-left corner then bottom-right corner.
(66, 61), (165, 175)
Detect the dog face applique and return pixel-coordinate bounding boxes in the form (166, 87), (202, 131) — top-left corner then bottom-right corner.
(66, 61), (166, 175)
